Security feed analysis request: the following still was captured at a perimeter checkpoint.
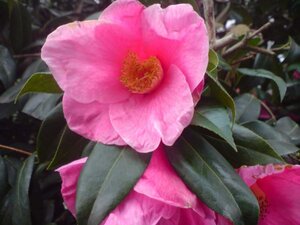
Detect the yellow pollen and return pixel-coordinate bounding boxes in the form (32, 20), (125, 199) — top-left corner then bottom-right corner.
(120, 52), (163, 94)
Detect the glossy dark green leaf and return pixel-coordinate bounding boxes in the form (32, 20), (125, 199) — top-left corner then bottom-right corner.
(285, 37), (300, 64)
(243, 121), (299, 155)
(205, 135), (283, 168)
(0, 191), (13, 225)
(76, 144), (150, 225)
(275, 117), (300, 145)
(22, 94), (61, 120)
(37, 103), (88, 168)
(165, 129), (259, 225)
(9, 2), (32, 52)
(0, 82), (23, 103)
(16, 73), (62, 101)
(0, 45), (16, 88)
(238, 68), (287, 101)
(192, 104), (236, 150)
(207, 72), (236, 120)
(11, 155), (35, 225)
(0, 156), (8, 201)
(3, 157), (22, 187)
(234, 94), (260, 123)
(233, 124), (283, 161)
(47, 127), (89, 170)
(37, 104), (66, 162)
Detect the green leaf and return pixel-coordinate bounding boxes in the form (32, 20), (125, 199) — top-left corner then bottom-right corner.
(232, 124), (283, 161)
(192, 104), (237, 151)
(165, 128), (259, 225)
(0, 156), (8, 201)
(0, 45), (16, 88)
(9, 2), (32, 52)
(207, 72), (236, 121)
(234, 94), (260, 123)
(237, 68), (287, 101)
(37, 104), (66, 163)
(21, 94), (61, 120)
(16, 73), (62, 102)
(12, 155), (35, 225)
(37, 104), (88, 168)
(47, 126), (89, 169)
(243, 121), (299, 155)
(204, 135), (283, 168)
(275, 117), (300, 145)
(285, 37), (300, 64)
(76, 144), (150, 225)
(207, 49), (219, 74)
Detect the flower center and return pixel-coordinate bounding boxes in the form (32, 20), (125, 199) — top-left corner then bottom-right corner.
(120, 52), (163, 94)
(251, 183), (269, 221)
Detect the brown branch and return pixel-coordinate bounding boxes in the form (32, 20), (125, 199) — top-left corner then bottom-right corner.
(247, 46), (275, 56)
(247, 20), (273, 40)
(213, 33), (237, 50)
(203, 0), (216, 46)
(222, 20), (274, 56)
(0, 144), (32, 156)
(231, 53), (256, 65)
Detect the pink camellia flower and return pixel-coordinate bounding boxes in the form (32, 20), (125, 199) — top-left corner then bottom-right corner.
(216, 164), (300, 225)
(293, 70), (300, 79)
(41, 0), (209, 153)
(57, 146), (217, 225)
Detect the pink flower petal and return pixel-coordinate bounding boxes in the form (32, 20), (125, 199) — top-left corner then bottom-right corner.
(109, 65), (194, 152)
(102, 191), (176, 225)
(141, 3), (209, 92)
(41, 21), (141, 104)
(134, 146), (199, 208)
(253, 166), (300, 224)
(56, 157), (88, 216)
(99, 0), (144, 32)
(63, 95), (125, 145)
(56, 148), (217, 225)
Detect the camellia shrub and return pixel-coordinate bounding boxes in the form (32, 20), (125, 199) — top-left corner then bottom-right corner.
(0, 0), (300, 225)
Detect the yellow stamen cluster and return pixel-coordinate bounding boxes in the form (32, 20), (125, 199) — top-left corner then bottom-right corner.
(120, 52), (163, 94)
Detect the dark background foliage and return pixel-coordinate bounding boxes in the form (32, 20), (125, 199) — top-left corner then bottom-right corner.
(0, 0), (300, 225)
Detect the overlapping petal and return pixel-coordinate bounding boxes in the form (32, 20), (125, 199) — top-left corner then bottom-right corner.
(56, 147), (216, 225)
(63, 95), (125, 145)
(141, 3), (208, 92)
(41, 22), (139, 104)
(109, 66), (194, 152)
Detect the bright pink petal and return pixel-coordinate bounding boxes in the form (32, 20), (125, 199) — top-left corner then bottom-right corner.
(134, 146), (199, 208)
(109, 65), (194, 152)
(63, 95), (125, 145)
(99, 0), (144, 32)
(141, 3), (209, 92)
(102, 191), (176, 225)
(253, 166), (300, 225)
(56, 157), (87, 216)
(41, 21), (141, 104)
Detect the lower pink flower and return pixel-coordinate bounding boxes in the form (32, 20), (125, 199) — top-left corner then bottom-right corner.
(57, 146), (217, 225)
(217, 164), (300, 225)
(293, 70), (300, 79)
